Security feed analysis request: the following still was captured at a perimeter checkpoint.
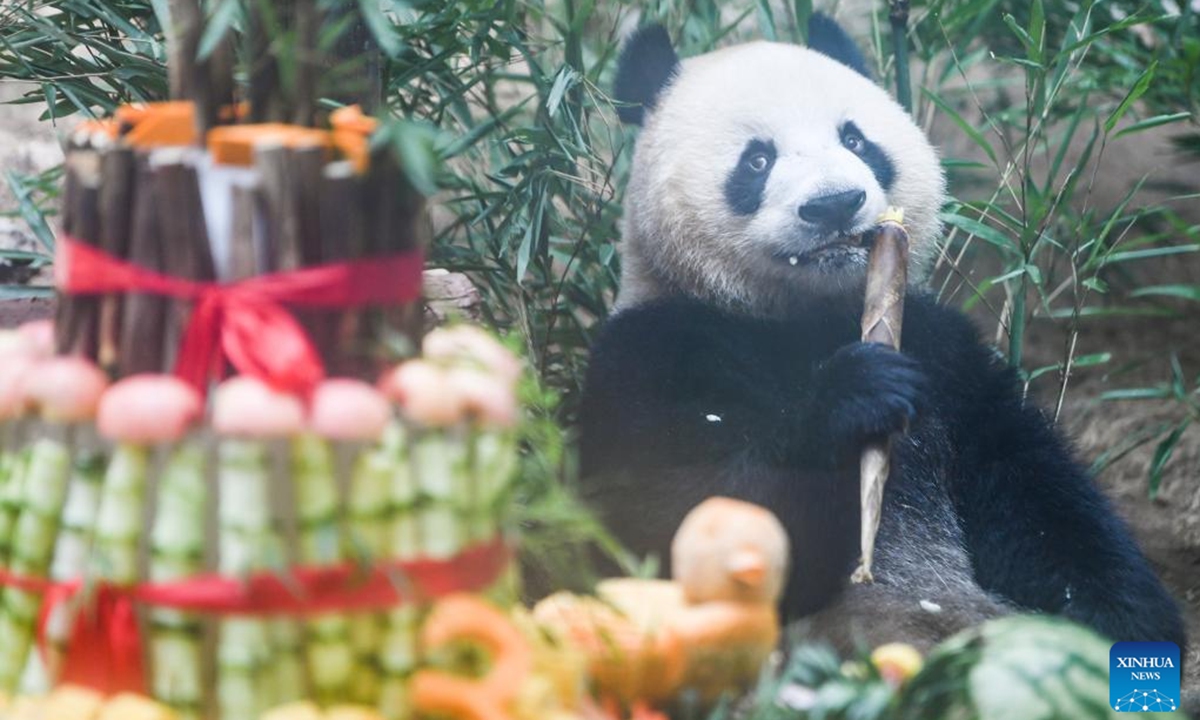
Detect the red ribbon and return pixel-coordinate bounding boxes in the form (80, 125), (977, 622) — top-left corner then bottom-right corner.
(55, 237), (424, 396)
(0, 538), (510, 695)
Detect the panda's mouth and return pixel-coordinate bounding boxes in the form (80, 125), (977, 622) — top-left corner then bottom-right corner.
(775, 232), (872, 267)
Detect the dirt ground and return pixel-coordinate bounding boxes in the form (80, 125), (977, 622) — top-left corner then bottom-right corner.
(1, 86), (1199, 712)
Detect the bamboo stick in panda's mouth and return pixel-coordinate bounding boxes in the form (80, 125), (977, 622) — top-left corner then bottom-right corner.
(851, 207), (909, 584)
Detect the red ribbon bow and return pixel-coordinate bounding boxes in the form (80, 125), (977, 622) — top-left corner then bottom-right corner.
(56, 237), (424, 396)
(1, 538), (510, 694)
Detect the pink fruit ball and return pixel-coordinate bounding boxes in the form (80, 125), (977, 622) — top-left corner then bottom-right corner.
(26, 357), (110, 423)
(310, 378), (391, 441)
(17, 320), (56, 359)
(213, 376), (305, 438)
(446, 367), (517, 428)
(0, 357), (33, 421)
(422, 326), (523, 383)
(379, 360), (466, 428)
(97, 375), (204, 444)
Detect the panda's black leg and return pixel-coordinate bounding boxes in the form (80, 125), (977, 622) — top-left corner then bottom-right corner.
(951, 403), (1187, 650)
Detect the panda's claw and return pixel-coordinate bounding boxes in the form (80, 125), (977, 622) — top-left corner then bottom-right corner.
(808, 341), (928, 459)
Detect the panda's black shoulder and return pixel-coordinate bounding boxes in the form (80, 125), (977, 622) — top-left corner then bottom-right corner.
(584, 297), (762, 389)
(904, 289), (1007, 360)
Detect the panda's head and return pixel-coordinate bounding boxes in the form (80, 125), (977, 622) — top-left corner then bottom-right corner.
(613, 16), (946, 316)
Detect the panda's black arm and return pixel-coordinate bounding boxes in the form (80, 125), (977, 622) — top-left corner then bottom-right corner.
(579, 298), (924, 477)
(907, 301), (1187, 648)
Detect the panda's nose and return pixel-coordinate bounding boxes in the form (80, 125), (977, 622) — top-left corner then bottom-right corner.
(798, 189), (866, 230)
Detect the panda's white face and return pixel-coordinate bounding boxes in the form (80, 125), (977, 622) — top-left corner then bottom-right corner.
(618, 41), (946, 316)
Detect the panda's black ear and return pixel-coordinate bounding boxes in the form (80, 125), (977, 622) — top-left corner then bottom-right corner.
(614, 25), (680, 126)
(807, 13), (872, 79)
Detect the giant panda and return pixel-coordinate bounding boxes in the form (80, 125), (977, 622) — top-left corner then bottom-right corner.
(576, 14), (1186, 651)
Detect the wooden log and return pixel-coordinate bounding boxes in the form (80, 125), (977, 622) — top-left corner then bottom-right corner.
(228, 183), (263, 282)
(55, 151), (102, 359)
(97, 146), (137, 374)
(149, 151), (217, 372)
(118, 158), (170, 375)
(289, 143), (334, 363)
(364, 145), (427, 363)
(319, 161), (367, 377)
(254, 142), (301, 272)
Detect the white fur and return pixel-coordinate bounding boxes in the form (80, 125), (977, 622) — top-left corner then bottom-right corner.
(619, 41), (946, 317)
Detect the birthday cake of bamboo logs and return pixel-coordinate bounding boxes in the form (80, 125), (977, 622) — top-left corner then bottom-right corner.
(0, 86), (534, 720)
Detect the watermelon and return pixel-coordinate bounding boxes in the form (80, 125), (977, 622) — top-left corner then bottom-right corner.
(893, 616), (1185, 720)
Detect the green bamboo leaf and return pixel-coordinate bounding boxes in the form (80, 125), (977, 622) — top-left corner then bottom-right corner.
(1028, 0), (1045, 63)
(793, 0), (812, 43)
(1105, 61), (1157, 134)
(197, 0), (239, 61)
(1148, 420), (1189, 499)
(941, 212), (1017, 253)
(755, 0), (778, 42)
(1131, 284), (1200, 302)
(1073, 352), (1112, 367)
(357, 0), (403, 58)
(4, 170), (56, 252)
(1105, 244), (1199, 263)
(1002, 14), (1037, 58)
(1100, 387), (1171, 401)
(546, 67), (577, 119)
(1045, 303), (1184, 319)
(923, 89), (998, 166)
(1114, 112), (1192, 139)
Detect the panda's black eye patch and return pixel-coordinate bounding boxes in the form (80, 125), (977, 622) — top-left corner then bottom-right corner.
(840, 121), (895, 191)
(725, 139), (776, 216)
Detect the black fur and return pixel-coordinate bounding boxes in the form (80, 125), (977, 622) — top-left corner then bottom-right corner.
(842, 121), (896, 191)
(578, 293), (1187, 649)
(613, 25), (680, 125)
(724, 139), (777, 215)
(807, 13), (872, 78)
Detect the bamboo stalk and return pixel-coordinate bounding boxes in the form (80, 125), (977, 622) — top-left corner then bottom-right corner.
(377, 424), (419, 720)
(291, 434), (354, 704)
(851, 208), (909, 584)
(165, 0), (235, 135)
(215, 438), (279, 720)
(0, 431), (73, 692)
(325, 9), (382, 113)
(0, 441), (31, 567)
(42, 445), (107, 682)
(889, 0), (912, 114)
(246, 0), (287, 123)
(291, 0), (319, 127)
(149, 439), (208, 720)
(344, 433), (399, 706)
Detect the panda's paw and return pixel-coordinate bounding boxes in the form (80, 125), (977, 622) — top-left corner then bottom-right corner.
(813, 341), (928, 451)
